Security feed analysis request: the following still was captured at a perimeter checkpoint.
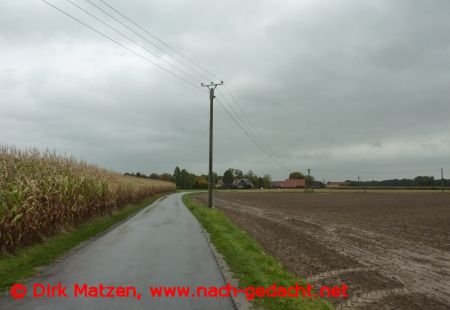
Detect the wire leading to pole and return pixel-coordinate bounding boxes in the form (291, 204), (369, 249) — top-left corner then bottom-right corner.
(41, 0), (202, 91)
(222, 84), (278, 158)
(82, 0), (203, 84)
(64, 0), (203, 85)
(97, 0), (218, 81)
(42, 0), (292, 174)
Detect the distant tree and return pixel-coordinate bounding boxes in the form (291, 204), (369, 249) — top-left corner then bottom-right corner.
(180, 169), (189, 189)
(343, 176), (446, 188)
(194, 176), (208, 189)
(178, 169), (196, 189)
(262, 174), (272, 188)
(149, 173), (160, 180)
(159, 173), (172, 182)
(289, 171), (305, 179)
(244, 170), (258, 186)
(233, 169), (243, 179)
(257, 177), (264, 188)
(345, 180), (357, 186)
(414, 176), (435, 186)
(173, 167), (181, 187)
(223, 169), (234, 188)
(212, 172), (218, 186)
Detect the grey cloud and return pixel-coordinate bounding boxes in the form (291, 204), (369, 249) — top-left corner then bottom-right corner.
(1, 0), (450, 181)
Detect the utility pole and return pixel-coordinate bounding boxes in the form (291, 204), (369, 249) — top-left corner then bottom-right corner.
(358, 176), (360, 193)
(307, 168), (311, 192)
(441, 168), (445, 193)
(201, 81), (223, 208)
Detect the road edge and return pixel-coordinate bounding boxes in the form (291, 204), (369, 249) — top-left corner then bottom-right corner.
(181, 193), (254, 310)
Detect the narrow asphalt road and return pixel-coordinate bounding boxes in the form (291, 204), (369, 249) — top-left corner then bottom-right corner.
(1, 193), (234, 310)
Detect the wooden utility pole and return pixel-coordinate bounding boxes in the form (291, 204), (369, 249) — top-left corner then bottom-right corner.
(441, 168), (445, 193)
(307, 168), (311, 192)
(201, 81), (223, 208)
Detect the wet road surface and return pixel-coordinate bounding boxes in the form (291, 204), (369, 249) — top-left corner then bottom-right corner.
(0, 193), (234, 310)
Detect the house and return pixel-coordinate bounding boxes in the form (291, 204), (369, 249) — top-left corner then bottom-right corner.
(272, 179), (306, 189)
(281, 179), (306, 189)
(231, 179), (254, 189)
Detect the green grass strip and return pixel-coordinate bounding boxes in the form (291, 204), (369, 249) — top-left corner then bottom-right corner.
(183, 194), (333, 310)
(0, 194), (165, 292)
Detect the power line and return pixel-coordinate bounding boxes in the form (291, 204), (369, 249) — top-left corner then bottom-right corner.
(43, 0), (291, 173)
(94, 0), (285, 161)
(216, 90), (273, 157)
(216, 97), (291, 172)
(71, 1), (285, 170)
(41, 0), (202, 91)
(223, 84), (278, 158)
(81, 0), (203, 84)
(96, 0), (217, 81)
(83, 0), (288, 171)
(215, 98), (270, 158)
(213, 96), (293, 173)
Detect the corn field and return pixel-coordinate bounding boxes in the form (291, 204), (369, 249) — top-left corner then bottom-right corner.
(0, 146), (175, 253)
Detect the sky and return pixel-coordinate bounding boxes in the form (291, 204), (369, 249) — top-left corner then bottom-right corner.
(1, 0), (450, 182)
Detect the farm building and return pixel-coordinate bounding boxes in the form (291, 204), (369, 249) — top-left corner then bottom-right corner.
(272, 179), (306, 189)
(231, 179), (254, 189)
(281, 179), (306, 188)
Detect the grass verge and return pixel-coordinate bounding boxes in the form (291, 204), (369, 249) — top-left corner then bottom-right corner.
(0, 194), (165, 292)
(183, 193), (333, 310)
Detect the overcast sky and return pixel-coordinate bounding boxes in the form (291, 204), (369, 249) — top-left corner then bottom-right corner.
(1, 0), (450, 181)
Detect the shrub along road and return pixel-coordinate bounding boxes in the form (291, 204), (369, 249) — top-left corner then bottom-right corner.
(0, 193), (234, 310)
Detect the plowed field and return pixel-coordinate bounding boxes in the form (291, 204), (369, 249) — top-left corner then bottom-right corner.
(194, 192), (450, 309)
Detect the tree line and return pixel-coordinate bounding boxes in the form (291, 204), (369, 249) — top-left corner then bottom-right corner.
(345, 176), (449, 187)
(124, 172), (172, 182)
(125, 169), (448, 189)
(125, 168), (325, 190)
(125, 169), (213, 189)
(172, 167), (273, 189)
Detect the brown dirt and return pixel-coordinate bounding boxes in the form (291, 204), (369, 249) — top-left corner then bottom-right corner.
(193, 192), (450, 309)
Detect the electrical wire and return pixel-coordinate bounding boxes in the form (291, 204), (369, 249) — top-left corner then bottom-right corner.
(96, 0), (216, 81)
(43, 0), (291, 173)
(223, 84), (278, 158)
(81, 0), (203, 84)
(41, 0), (203, 91)
(216, 90), (272, 156)
(216, 98), (290, 172)
(93, 0), (283, 165)
(64, 0), (203, 84)
(90, 0), (289, 171)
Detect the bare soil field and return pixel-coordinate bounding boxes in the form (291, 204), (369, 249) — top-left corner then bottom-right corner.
(194, 192), (450, 309)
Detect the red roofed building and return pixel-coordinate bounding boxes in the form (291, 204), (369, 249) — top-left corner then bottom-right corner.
(279, 179), (306, 189)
